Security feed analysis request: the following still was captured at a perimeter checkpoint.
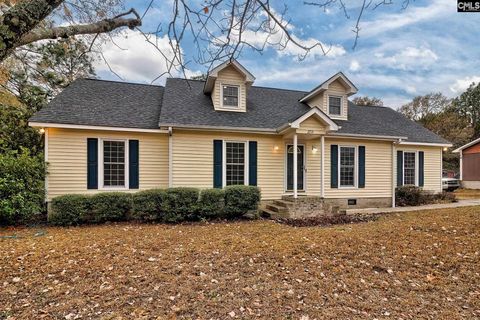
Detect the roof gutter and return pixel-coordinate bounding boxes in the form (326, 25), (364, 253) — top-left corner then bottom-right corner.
(29, 122), (169, 133)
(398, 141), (452, 148)
(327, 132), (408, 141)
(159, 123), (278, 134)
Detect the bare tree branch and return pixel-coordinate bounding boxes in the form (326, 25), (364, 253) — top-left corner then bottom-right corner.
(18, 9), (141, 49)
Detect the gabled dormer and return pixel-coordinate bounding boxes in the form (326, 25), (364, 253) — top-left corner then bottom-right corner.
(300, 72), (357, 121)
(203, 60), (255, 112)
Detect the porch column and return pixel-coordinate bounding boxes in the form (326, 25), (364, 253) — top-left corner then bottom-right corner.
(293, 133), (298, 199)
(321, 135), (325, 198)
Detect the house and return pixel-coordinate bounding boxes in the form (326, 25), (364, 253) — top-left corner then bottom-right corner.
(454, 137), (480, 189)
(29, 59), (451, 213)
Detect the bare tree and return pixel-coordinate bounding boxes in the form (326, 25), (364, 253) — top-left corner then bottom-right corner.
(352, 96), (384, 106)
(0, 0), (412, 80)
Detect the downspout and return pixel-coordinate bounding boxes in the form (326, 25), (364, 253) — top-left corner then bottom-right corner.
(460, 150), (463, 181)
(440, 147), (443, 192)
(321, 135), (325, 198)
(44, 128), (48, 204)
(391, 139), (400, 208)
(168, 127), (173, 188)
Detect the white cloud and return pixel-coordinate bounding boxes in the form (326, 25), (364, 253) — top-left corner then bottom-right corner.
(359, 0), (452, 38)
(380, 47), (438, 70)
(349, 59), (360, 72)
(450, 76), (480, 94)
(95, 30), (190, 84)
(213, 9), (346, 60)
(405, 85), (417, 94)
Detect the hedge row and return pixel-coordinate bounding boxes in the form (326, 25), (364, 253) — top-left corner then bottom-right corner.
(49, 186), (260, 226)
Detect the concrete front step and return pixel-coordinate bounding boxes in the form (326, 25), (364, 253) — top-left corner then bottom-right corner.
(261, 208), (289, 219)
(265, 204), (288, 213)
(273, 199), (293, 208)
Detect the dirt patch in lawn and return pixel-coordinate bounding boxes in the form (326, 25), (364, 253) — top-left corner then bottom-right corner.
(455, 188), (480, 200)
(275, 213), (378, 227)
(1, 207), (479, 319)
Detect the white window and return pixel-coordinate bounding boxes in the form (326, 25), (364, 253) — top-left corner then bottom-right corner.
(224, 141), (247, 186)
(329, 96), (342, 115)
(403, 152), (416, 186)
(339, 146), (356, 187)
(222, 85), (239, 107)
(100, 139), (128, 188)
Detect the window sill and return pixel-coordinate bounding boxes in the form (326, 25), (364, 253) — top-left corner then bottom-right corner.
(215, 107), (246, 113)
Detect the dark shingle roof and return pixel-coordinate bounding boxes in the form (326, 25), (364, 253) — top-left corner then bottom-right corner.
(30, 79), (164, 129)
(159, 78), (310, 130)
(30, 77), (449, 144)
(337, 103), (450, 144)
(159, 78), (449, 144)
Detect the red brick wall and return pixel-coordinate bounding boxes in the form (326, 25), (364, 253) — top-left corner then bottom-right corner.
(463, 153), (480, 181)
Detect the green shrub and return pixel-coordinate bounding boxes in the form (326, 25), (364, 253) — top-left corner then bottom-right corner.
(89, 192), (132, 223)
(132, 189), (166, 221)
(49, 194), (90, 226)
(198, 188), (225, 219)
(163, 187), (199, 222)
(0, 149), (45, 225)
(224, 185), (260, 218)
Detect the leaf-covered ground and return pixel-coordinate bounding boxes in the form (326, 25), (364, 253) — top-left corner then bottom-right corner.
(1, 207), (479, 319)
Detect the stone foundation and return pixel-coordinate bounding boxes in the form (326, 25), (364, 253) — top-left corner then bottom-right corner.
(323, 197), (392, 210)
(261, 196), (392, 219)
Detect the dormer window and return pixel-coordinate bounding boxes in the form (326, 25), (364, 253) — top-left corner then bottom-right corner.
(328, 96), (342, 116)
(222, 85), (239, 108)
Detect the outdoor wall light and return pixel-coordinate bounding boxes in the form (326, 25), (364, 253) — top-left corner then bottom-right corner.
(443, 147), (448, 151)
(274, 145), (279, 151)
(312, 146), (318, 153)
(39, 128), (45, 134)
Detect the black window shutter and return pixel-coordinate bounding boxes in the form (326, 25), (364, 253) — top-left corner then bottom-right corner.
(397, 150), (403, 187)
(418, 151), (424, 187)
(358, 146), (366, 188)
(331, 145), (338, 188)
(248, 141), (257, 186)
(87, 138), (98, 189)
(213, 140), (223, 188)
(129, 140), (139, 189)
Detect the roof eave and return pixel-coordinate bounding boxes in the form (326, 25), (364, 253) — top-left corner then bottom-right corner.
(299, 72), (358, 102)
(452, 137), (480, 153)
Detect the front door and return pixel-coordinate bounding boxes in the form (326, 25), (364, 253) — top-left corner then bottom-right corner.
(286, 144), (305, 191)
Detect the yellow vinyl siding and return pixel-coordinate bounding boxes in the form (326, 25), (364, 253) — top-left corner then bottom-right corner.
(298, 117), (327, 134)
(172, 130), (284, 199)
(307, 93), (326, 114)
(396, 146), (442, 193)
(305, 79), (348, 120)
(325, 79), (348, 121)
(46, 128), (168, 201)
(212, 65), (247, 112)
(305, 140), (321, 196)
(324, 138), (393, 198)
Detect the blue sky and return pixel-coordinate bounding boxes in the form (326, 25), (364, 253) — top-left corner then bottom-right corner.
(95, 0), (480, 108)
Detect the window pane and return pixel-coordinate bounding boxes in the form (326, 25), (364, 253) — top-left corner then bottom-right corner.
(103, 141), (126, 187)
(223, 85), (239, 107)
(340, 147), (355, 187)
(226, 142), (245, 186)
(404, 152), (416, 185)
(329, 97), (341, 115)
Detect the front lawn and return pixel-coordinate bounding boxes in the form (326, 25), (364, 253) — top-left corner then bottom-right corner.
(1, 207), (479, 319)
